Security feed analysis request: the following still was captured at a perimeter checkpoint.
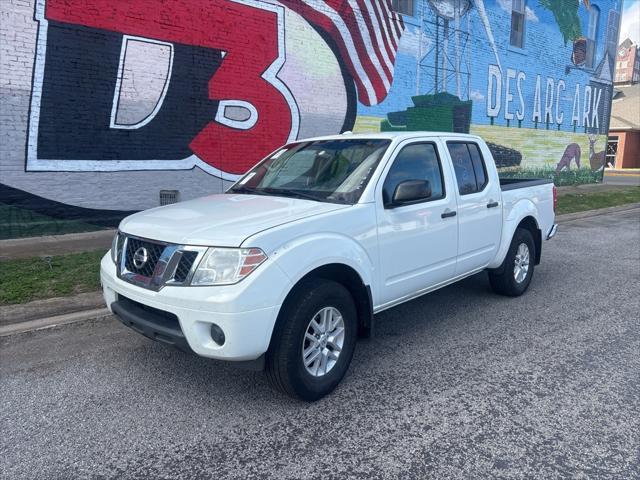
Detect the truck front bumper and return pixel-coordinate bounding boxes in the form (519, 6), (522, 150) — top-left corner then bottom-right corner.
(110, 296), (193, 354)
(100, 254), (289, 362)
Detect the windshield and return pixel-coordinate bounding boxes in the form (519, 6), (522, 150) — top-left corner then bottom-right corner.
(228, 138), (391, 204)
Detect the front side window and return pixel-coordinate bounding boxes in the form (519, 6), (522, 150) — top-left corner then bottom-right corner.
(586, 6), (600, 69)
(382, 143), (445, 205)
(447, 142), (488, 195)
(229, 139), (390, 204)
(510, 0), (526, 48)
(392, 0), (414, 16)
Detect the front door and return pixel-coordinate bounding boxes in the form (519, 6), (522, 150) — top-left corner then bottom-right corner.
(376, 141), (459, 306)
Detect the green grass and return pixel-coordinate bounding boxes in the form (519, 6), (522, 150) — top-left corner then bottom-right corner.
(556, 187), (640, 215)
(499, 166), (603, 186)
(0, 250), (106, 305)
(2, 187), (639, 305)
(0, 203), (107, 240)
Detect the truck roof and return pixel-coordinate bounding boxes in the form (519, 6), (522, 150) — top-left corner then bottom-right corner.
(302, 131), (483, 142)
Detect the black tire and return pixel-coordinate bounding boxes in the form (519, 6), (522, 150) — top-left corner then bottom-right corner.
(265, 278), (358, 401)
(489, 227), (536, 297)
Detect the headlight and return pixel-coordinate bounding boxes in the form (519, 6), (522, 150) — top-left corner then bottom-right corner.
(111, 231), (123, 264)
(191, 247), (267, 286)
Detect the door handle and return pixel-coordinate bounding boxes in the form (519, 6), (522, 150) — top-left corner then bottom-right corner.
(441, 210), (457, 219)
(487, 201), (499, 208)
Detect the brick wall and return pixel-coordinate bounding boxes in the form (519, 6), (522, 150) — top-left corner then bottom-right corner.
(612, 131), (640, 168)
(615, 45), (639, 84)
(0, 0), (622, 238)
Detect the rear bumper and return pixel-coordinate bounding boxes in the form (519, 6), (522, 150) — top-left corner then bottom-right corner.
(547, 224), (558, 240)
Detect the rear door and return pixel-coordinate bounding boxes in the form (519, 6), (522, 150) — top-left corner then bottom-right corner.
(445, 140), (502, 275)
(375, 140), (459, 306)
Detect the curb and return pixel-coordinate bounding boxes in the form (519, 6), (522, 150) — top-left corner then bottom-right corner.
(2, 203), (639, 338)
(0, 307), (111, 337)
(0, 291), (106, 327)
(556, 202), (640, 223)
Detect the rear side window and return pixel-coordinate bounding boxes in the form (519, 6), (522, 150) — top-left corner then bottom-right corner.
(382, 143), (445, 205)
(447, 142), (488, 195)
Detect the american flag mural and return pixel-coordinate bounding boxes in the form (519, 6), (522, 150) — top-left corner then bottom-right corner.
(279, 0), (405, 106)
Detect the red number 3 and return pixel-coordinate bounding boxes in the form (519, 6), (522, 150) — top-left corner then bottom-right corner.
(47, 0), (297, 175)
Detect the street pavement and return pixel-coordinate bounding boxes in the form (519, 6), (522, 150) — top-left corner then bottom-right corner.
(1, 209), (639, 479)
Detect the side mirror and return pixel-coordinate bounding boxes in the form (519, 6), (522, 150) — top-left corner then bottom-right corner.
(390, 180), (432, 206)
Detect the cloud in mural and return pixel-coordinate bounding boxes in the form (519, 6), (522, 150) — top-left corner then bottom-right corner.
(470, 89), (485, 101)
(496, 0), (539, 22)
(397, 25), (433, 56)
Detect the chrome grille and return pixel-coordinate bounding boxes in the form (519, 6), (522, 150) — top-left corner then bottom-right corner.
(117, 234), (206, 291)
(124, 237), (165, 277)
(174, 251), (199, 283)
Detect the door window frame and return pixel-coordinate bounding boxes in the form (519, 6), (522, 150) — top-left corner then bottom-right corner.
(381, 141), (447, 209)
(446, 141), (489, 196)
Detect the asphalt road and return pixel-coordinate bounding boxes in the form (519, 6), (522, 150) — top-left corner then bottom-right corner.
(2, 209), (639, 480)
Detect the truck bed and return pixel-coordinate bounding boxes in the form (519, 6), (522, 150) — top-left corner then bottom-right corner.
(500, 178), (554, 191)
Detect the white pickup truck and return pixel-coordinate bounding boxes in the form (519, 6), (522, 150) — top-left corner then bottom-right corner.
(101, 132), (557, 400)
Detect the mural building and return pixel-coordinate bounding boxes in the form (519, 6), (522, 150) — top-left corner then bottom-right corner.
(0, 0), (623, 237)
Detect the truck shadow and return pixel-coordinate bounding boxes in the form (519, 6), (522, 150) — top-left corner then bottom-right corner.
(370, 271), (493, 338)
(120, 270), (504, 405)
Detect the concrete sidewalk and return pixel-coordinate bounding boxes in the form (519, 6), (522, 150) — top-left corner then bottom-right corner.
(605, 168), (640, 175)
(0, 229), (114, 260)
(556, 183), (637, 195)
(603, 169), (640, 186)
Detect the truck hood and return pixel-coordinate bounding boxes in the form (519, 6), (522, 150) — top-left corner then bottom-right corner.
(119, 194), (350, 247)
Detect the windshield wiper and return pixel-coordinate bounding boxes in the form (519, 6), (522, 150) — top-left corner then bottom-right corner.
(229, 185), (265, 195)
(267, 188), (352, 204)
(232, 186), (346, 204)
(262, 188), (325, 202)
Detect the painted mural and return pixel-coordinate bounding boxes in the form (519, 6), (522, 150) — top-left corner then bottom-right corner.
(25, 0), (404, 177)
(0, 0), (622, 237)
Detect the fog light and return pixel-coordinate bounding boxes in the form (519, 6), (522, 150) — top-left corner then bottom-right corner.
(210, 323), (225, 346)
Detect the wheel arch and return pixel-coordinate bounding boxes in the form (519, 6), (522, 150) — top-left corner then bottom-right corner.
(517, 215), (542, 265)
(489, 199), (543, 269)
(274, 263), (374, 344)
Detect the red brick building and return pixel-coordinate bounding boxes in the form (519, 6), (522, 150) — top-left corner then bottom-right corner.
(614, 38), (640, 85)
(608, 84), (640, 168)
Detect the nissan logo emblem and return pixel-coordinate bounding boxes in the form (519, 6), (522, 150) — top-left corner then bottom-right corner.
(133, 247), (149, 269)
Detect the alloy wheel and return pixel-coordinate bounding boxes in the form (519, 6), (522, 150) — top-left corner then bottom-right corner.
(301, 307), (345, 377)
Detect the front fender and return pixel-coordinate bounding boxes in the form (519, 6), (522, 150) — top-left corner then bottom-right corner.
(270, 232), (374, 290)
(488, 198), (540, 269)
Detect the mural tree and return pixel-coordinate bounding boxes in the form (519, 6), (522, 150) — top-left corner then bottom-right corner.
(538, 0), (583, 44)
(538, 0), (596, 66)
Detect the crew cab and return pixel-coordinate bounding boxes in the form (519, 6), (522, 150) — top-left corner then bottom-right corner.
(101, 132), (557, 400)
